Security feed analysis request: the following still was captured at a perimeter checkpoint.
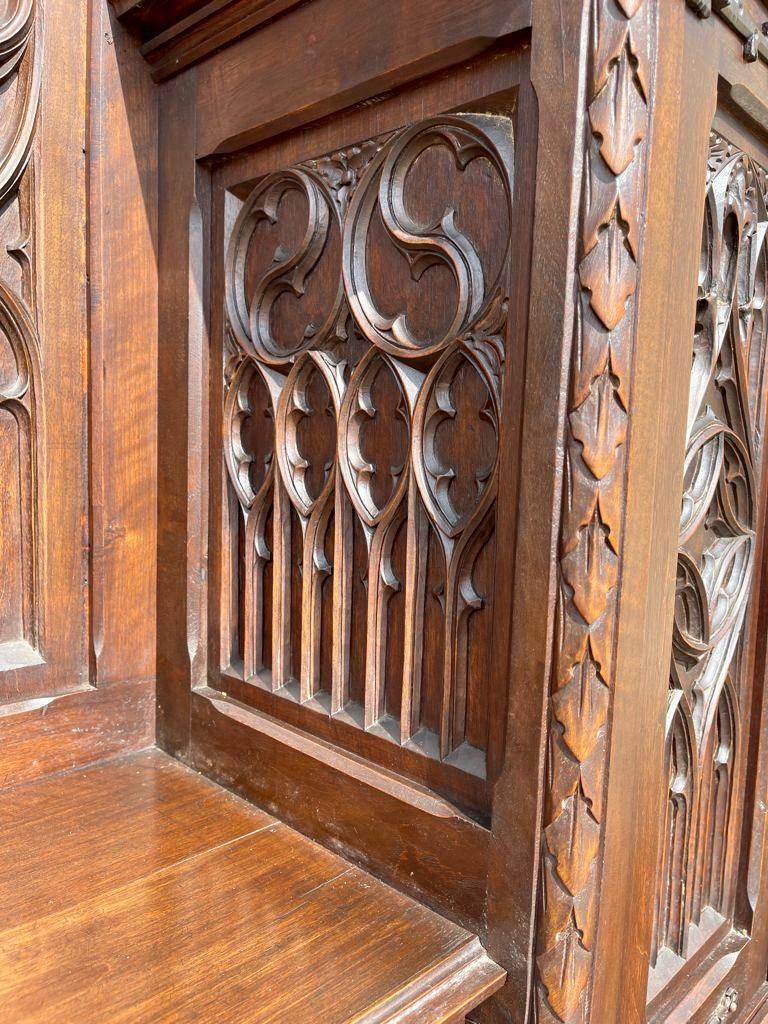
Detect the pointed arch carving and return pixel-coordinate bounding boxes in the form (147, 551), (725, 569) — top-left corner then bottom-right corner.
(649, 130), (768, 999)
(220, 113), (513, 812)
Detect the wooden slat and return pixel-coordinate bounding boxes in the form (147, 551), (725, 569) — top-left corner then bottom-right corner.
(0, 749), (504, 1023)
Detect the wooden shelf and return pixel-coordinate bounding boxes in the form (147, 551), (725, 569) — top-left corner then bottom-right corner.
(0, 749), (504, 1023)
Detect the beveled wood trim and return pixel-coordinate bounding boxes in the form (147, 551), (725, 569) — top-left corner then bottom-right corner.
(347, 938), (505, 1024)
(192, 0), (532, 156)
(139, 0), (305, 83)
(88, 3), (158, 688)
(156, 68), (211, 755)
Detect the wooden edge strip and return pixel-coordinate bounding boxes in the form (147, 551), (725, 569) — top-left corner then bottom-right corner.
(348, 937), (506, 1024)
(198, 685), (476, 823)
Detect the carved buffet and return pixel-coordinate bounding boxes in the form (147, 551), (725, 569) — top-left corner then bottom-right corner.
(2, 0), (768, 1021)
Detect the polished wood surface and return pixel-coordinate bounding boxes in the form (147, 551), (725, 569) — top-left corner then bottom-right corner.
(0, 749), (504, 1023)
(2, 1), (767, 1022)
(0, 0), (156, 790)
(131, 0), (768, 1018)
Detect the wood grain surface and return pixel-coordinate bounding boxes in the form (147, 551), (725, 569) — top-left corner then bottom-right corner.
(0, 749), (504, 1023)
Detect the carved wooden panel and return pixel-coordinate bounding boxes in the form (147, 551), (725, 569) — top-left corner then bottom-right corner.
(221, 114), (513, 812)
(0, 0), (43, 670)
(648, 131), (768, 1003)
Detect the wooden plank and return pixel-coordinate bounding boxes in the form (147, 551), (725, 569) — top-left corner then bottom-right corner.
(0, 749), (504, 1023)
(0, 749), (274, 928)
(191, 688), (489, 931)
(0, 679), (154, 789)
(89, 2), (158, 687)
(193, 0), (532, 155)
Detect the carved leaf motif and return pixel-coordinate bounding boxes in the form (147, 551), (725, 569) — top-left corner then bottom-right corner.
(591, 2), (631, 97)
(589, 47), (646, 176)
(570, 374), (626, 480)
(616, 0), (644, 18)
(541, 854), (576, 947)
(553, 651), (610, 763)
(546, 788), (600, 895)
(537, 2), (654, 1020)
(580, 216), (637, 331)
(561, 509), (618, 626)
(537, 916), (591, 1022)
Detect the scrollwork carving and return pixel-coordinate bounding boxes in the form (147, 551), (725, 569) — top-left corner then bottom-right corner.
(0, 0), (42, 655)
(0, 1), (39, 206)
(342, 114), (512, 358)
(225, 168), (344, 366)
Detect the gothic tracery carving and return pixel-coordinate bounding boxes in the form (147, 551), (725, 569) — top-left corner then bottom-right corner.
(650, 132), (768, 996)
(222, 113), (513, 796)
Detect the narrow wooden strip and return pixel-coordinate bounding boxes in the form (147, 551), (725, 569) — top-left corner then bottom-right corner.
(300, 495), (333, 702)
(271, 475), (292, 689)
(332, 482), (353, 713)
(401, 481), (428, 745)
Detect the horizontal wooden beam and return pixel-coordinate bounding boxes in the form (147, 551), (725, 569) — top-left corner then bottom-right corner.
(193, 0), (532, 156)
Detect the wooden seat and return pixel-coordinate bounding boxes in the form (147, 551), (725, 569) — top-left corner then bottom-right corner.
(0, 750), (505, 1024)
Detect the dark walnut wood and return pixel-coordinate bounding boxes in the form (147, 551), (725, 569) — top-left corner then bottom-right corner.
(0, 0), (156, 785)
(0, 750), (505, 1024)
(4, 1), (768, 1023)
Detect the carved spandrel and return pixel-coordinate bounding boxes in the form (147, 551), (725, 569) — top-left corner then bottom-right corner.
(222, 113), (513, 793)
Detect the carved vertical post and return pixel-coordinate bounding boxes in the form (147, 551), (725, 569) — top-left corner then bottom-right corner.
(534, 2), (658, 1022)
